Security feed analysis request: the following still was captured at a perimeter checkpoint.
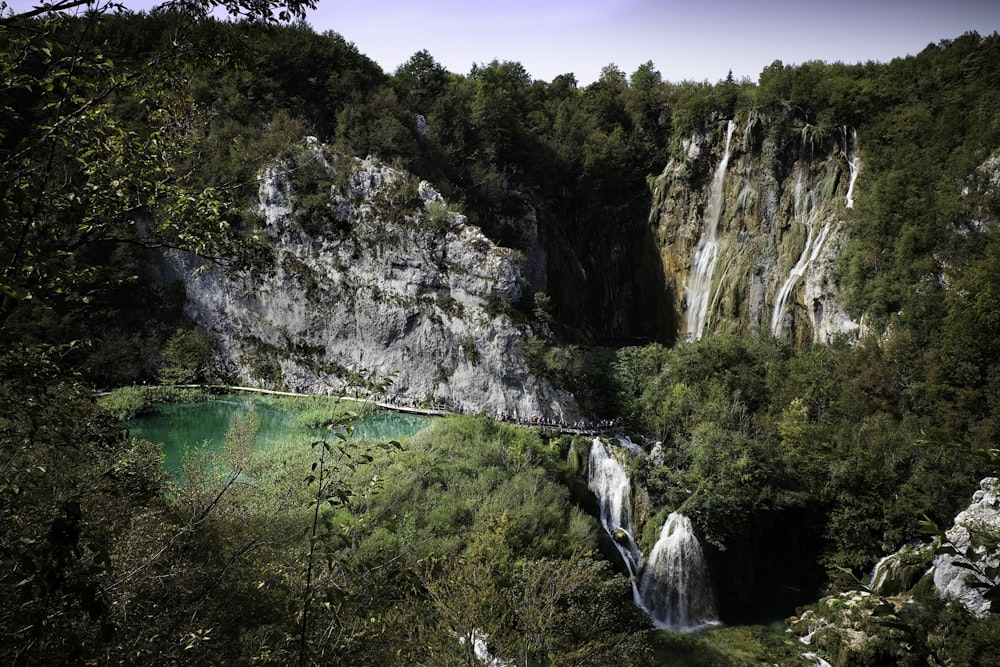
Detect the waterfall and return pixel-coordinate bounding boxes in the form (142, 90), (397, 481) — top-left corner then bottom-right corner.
(685, 120), (736, 340)
(868, 554), (896, 594)
(770, 132), (838, 337)
(770, 213), (833, 335)
(638, 512), (720, 631)
(588, 439), (719, 632)
(460, 629), (513, 667)
(843, 126), (860, 209)
(617, 434), (643, 455)
(588, 438), (644, 602)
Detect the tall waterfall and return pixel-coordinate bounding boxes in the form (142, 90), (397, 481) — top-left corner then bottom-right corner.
(842, 126), (860, 209)
(685, 120), (736, 340)
(639, 513), (720, 631)
(770, 129), (837, 337)
(588, 438), (719, 631)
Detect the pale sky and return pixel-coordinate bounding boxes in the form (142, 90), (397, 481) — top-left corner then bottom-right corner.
(301, 0), (1000, 84)
(7, 0), (1000, 84)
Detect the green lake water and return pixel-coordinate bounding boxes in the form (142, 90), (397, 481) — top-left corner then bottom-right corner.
(129, 395), (434, 475)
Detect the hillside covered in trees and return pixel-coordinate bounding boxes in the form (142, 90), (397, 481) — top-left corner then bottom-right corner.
(2, 1), (1000, 664)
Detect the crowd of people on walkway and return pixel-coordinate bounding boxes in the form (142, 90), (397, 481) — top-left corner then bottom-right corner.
(373, 393), (623, 434)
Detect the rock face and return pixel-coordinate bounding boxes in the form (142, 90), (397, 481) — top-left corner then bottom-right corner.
(161, 142), (578, 420)
(649, 118), (862, 343)
(933, 477), (1000, 614)
(787, 478), (1000, 665)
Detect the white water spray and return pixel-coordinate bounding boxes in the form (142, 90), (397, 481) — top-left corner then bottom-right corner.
(685, 120), (736, 340)
(588, 439), (719, 631)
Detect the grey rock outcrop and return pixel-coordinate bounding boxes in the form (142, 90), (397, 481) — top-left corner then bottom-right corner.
(160, 143), (578, 420)
(933, 477), (1000, 614)
(787, 477), (1000, 665)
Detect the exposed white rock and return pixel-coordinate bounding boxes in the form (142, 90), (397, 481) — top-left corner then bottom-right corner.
(803, 221), (862, 343)
(159, 144), (578, 420)
(933, 477), (1000, 615)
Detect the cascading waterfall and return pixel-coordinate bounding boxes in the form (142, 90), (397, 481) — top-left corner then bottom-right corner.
(770, 129), (836, 337)
(868, 553), (896, 594)
(842, 126), (860, 209)
(685, 120), (736, 340)
(588, 438), (644, 601)
(638, 512), (720, 631)
(588, 438), (719, 632)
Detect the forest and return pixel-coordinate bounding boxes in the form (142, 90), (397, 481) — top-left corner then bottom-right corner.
(2, 0), (1000, 664)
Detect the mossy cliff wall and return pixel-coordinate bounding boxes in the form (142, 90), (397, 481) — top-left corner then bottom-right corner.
(649, 116), (862, 344)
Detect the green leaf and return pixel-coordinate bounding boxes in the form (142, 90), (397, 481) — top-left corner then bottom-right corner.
(918, 518), (942, 536)
(983, 585), (1000, 604)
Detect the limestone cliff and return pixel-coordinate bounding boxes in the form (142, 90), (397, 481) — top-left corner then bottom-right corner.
(160, 141), (578, 420)
(933, 477), (1000, 615)
(649, 116), (862, 344)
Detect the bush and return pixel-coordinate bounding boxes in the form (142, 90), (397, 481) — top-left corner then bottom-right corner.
(99, 385), (210, 422)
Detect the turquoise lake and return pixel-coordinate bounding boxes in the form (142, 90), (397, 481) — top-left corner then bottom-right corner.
(129, 395), (434, 474)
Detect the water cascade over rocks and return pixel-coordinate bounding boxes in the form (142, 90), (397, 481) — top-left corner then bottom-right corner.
(842, 126), (860, 209)
(639, 513), (720, 630)
(771, 127), (840, 336)
(588, 437), (644, 601)
(685, 120), (736, 340)
(587, 438), (719, 631)
(649, 117), (861, 342)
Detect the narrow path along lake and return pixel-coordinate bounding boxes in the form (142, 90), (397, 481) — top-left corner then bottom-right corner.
(129, 394), (435, 476)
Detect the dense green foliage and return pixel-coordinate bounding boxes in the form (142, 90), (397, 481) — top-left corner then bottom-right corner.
(3, 1), (1000, 664)
(613, 333), (987, 575)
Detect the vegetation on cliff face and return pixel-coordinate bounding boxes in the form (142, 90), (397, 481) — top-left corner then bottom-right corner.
(2, 1), (999, 663)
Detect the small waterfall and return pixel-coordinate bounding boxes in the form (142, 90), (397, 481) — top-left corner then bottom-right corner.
(770, 215), (833, 335)
(460, 629), (512, 667)
(588, 439), (719, 632)
(842, 126), (860, 209)
(685, 120), (736, 340)
(638, 512), (720, 631)
(868, 553), (896, 595)
(617, 434), (644, 455)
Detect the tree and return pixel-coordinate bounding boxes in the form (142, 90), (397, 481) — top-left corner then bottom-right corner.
(583, 64), (629, 134)
(393, 49), (448, 113)
(0, 0), (314, 334)
(417, 514), (515, 666)
(0, 1), (317, 663)
(514, 551), (650, 666)
(160, 328), (216, 384)
(469, 59), (532, 164)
